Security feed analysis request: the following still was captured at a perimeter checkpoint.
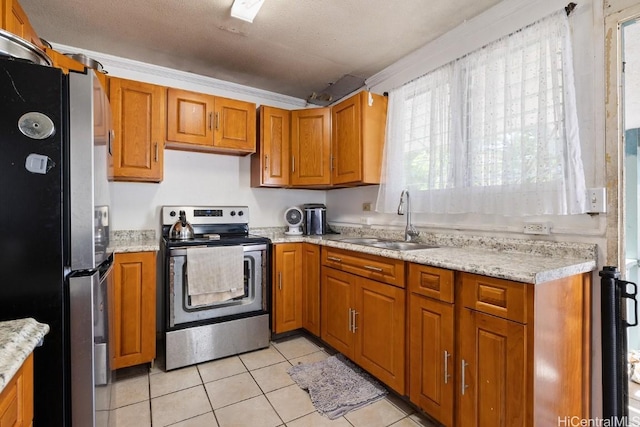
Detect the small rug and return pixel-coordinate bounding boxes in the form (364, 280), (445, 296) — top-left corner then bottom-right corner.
(287, 353), (388, 419)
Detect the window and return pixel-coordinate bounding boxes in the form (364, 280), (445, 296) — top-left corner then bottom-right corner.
(376, 10), (587, 216)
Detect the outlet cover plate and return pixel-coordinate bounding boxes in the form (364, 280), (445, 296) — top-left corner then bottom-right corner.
(523, 222), (551, 235)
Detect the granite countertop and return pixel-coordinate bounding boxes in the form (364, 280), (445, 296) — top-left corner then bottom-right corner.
(109, 230), (159, 253)
(0, 318), (49, 394)
(254, 228), (597, 285)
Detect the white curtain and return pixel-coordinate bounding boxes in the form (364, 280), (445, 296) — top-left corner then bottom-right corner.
(376, 10), (587, 216)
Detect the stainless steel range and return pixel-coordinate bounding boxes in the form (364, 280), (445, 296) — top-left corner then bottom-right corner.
(161, 206), (271, 370)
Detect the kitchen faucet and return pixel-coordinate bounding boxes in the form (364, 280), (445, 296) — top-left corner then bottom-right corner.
(397, 189), (420, 241)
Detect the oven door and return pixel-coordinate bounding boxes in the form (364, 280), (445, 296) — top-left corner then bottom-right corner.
(167, 243), (267, 329)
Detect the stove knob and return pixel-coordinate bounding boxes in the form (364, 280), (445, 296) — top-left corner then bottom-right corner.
(230, 211), (236, 216)
(169, 210), (176, 217)
(238, 210), (244, 217)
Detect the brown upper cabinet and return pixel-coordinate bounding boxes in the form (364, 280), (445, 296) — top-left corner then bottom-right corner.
(290, 107), (332, 187)
(251, 106), (291, 187)
(166, 88), (256, 155)
(252, 91), (387, 189)
(1, 0), (44, 49)
(109, 77), (165, 182)
(331, 91), (387, 186)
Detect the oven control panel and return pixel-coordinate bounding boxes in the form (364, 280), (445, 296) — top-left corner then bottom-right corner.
(162, 206), (249, 226)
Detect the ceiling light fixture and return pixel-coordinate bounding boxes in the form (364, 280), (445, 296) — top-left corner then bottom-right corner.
(230, 0), (265, 23)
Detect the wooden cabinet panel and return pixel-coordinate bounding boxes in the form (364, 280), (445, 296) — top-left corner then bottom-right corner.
(458, 307), (527, 427)
(1, 0), (43, 49)
(322, 246), (405, 287)
(409, 293), (454, 426)
(109, 78), (164, 182)
(461, 273), (530, 323)
(166, 89), (256, 155)
(252, 106), (291, 187)
(291, 107), (331, 186)
(356, 277), (405, 394)
(166, 88), (214, 146)
(273, 243), (303, 333)
(213, 96), (256, 152)
(409, 264), (454, 303)
(0, 353), (33, 427)
(321, 267), (355, 357)
(113, 252), (157, 369)
(301, 243), (321, 336)
(331, 91), (387, 186)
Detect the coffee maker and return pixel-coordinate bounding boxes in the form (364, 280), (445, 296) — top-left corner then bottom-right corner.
(302, 203), (328, 235)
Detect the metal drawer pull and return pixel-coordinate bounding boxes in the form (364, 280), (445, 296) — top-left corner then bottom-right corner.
(278, 272), (282, 290)
(327, 256), (342, 262)
(444, 350), (451, 384)
(352, 310), (358, 332)
(363, 265), (383, 272)
(461, 359), (469, 395)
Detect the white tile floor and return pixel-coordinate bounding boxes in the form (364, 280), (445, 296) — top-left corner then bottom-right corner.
(110, 334), (440, 427)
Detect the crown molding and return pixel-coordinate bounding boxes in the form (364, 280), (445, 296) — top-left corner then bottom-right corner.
(53, 43), (307, 108)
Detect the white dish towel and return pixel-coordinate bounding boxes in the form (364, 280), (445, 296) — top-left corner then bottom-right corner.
(186, 246), (245, 305)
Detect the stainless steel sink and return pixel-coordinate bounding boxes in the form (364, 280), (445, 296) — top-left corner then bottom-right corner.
(370, 241), (439, 251)
(337, 237), (438, 251)
(337, 237), (385, 244)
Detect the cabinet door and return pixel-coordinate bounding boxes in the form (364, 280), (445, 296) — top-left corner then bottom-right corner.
(458, 308), (527, 427)
(301, 243), (320, 336)
(113, 252), (157, 369)
(252, 106), (290, 187)
(291, 107), (331, 186)
(166, 88), (215, 147)
(0, 353), (33, 427)
(213, 96), (256, 153)
(354, 277), (405, 394)
(409, 293), (454, 426)
(321, 267), (355, 357)
(273, 244), (303, 333)
(1, 0), (43, 48)
(331, 94), (362, 185)
(109, 78), (164, 182)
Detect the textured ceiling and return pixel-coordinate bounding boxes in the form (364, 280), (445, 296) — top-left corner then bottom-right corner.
(19, 0), (502, 100)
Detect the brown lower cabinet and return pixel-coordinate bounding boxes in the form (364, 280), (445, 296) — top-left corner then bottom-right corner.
(301, 243), (321, 336)
(112, 251), (157, 369)
(321, 266), (406, 394)
(0, 353), (33, 427)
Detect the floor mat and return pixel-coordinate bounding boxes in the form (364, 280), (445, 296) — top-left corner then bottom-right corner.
(287, 353), (388, 419)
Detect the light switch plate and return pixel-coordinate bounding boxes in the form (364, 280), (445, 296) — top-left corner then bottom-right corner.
(586, 188), (606, 213)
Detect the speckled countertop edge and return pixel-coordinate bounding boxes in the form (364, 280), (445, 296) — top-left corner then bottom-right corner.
(109, 230), (159, 253)
(251, 227), (597, 285)
(0, 318), (49, 393)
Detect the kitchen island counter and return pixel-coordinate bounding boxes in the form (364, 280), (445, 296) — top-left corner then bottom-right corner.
(256, 230), (597, 285)
(0, 318), (49, 393)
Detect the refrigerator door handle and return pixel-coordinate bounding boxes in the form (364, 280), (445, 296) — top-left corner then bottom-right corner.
(620, 279), (639, 327)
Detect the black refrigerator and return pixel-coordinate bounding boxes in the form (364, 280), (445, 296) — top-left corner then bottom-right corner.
(0, 54), (114, 427)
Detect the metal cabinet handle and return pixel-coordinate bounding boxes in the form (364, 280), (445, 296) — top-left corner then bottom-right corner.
(292, 156), (295, 173)
(327, 256), (342, 262)
(330, 155), (334, 172)
(461, 359), (469, 395)
(215, 112), (220, 130)
(278, 272), (282, 290)
(154, 142), (159, 162)
(363, 265), (383, 272)
(444, 350), (451, 384)
(352, 310), (358, 333)
(348, 308), (352, 332)
(264, 155), (268, 170)
(208, 112), (213, 130)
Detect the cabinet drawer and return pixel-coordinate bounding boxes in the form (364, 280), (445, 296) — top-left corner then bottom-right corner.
(322, 247), (405, 288)
(408, 263), (454, 303)
(460, 273), (530, 323)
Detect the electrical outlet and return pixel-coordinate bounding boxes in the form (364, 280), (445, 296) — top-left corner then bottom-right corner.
(523, 222), (551, 235)
(362, 202), (372, 212)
